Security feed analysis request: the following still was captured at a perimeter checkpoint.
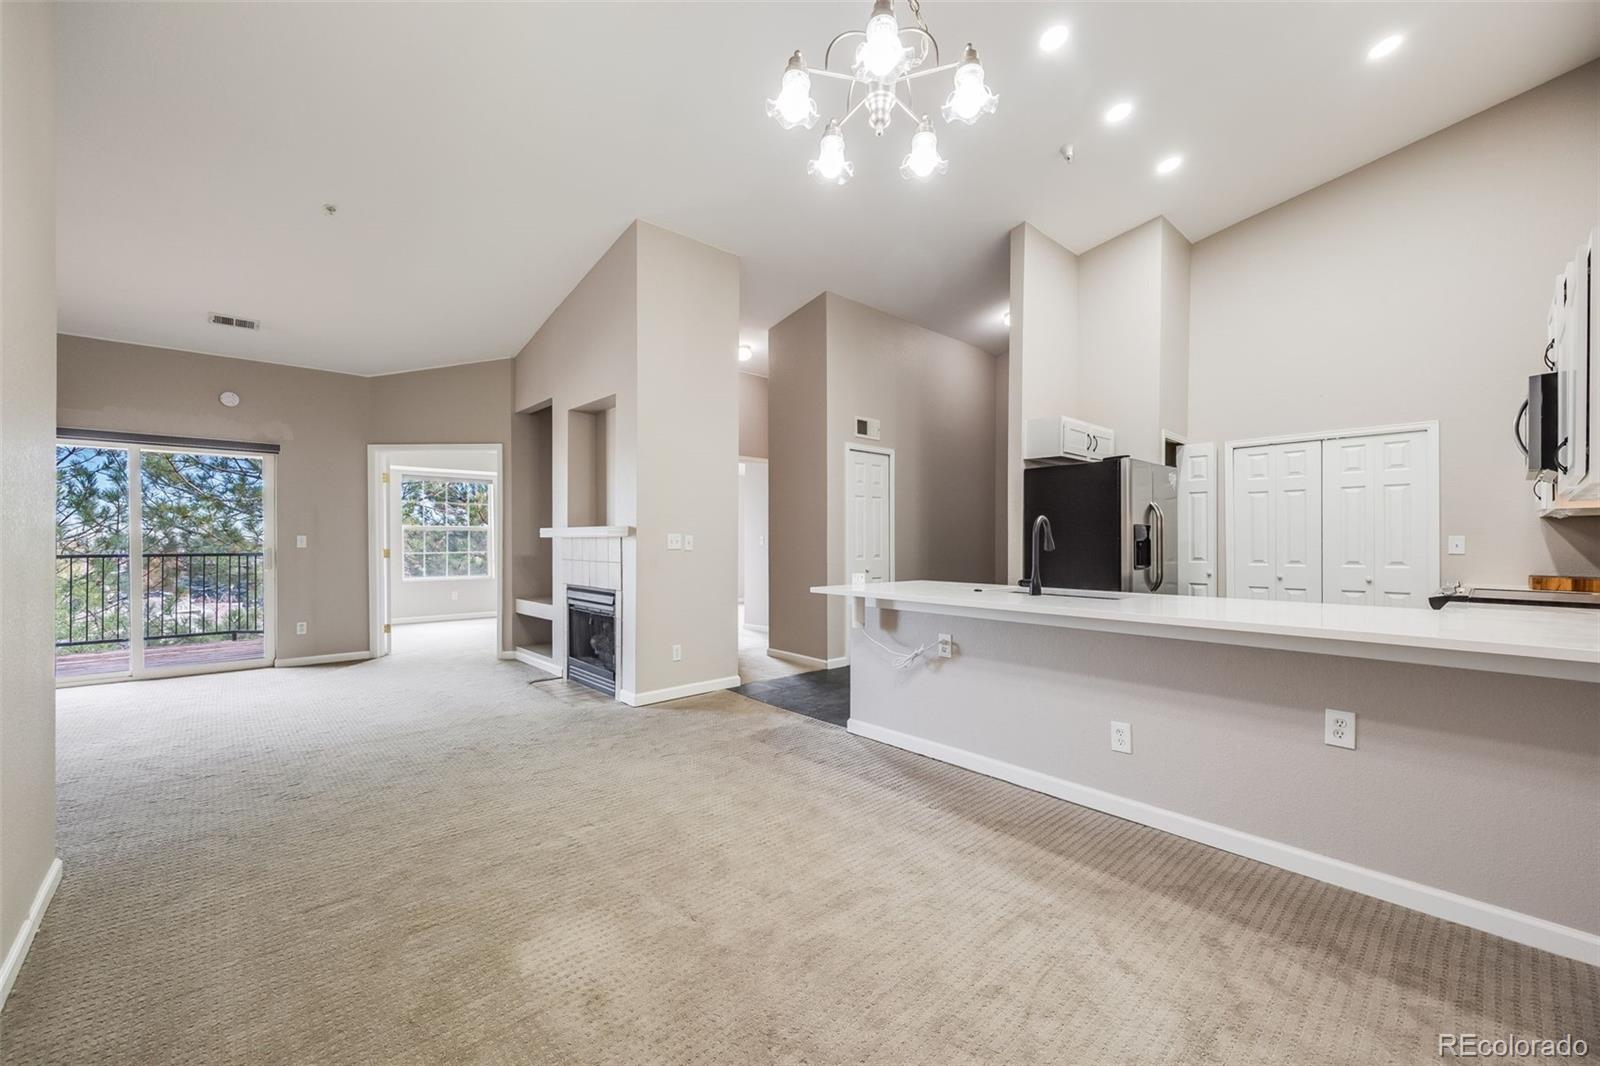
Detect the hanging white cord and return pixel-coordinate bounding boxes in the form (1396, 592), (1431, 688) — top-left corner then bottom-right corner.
(858, 627), (937, 670)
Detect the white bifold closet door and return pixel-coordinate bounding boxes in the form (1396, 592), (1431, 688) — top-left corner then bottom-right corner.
(1322, 430), (1433, 606)
(1229, 441), (1322, 601)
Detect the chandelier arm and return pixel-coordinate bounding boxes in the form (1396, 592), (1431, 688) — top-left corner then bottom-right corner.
(836, 95), (870, 128)
(805, 68), (856, 83)
(822, 29), (866, 72)
(901, 24), (939, 67)
(893, 95), (921, 124)
(902, 60), (960, 81)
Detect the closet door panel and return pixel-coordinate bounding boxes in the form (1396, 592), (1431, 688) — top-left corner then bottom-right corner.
(1229, 446), (1277, 599)
(1274, 442), (1322, 602)
(1372, 431), (1431, 606)
(1324, 439), (1376, 604)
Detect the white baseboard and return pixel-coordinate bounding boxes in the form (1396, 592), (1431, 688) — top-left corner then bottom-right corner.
(743, 623), (769, 633)
(391, 611), (496, 624)
(847, 719), (1600, 966)
(767, 647), (849, 670)
(1, 857), (62, 1006)
(619, 675), (741, 707)
(275, 651), (372, 668)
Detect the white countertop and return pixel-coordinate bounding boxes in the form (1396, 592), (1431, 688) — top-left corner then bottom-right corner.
(812, 581), (1600, 682)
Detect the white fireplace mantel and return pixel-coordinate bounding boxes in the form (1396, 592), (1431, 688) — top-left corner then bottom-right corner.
(539, 526), (633, 539)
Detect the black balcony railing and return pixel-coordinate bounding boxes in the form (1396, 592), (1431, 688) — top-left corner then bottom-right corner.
(55, 551), (265, 650)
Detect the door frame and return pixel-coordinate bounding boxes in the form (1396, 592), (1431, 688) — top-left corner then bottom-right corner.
(366, 443), (506, 660)
(55, 438), (278, 687)
(842, 443), (896, 585)
(1221, 420), (1440, 601)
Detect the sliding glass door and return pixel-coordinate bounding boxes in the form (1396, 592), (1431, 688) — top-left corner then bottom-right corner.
(55, 440), (274, 682)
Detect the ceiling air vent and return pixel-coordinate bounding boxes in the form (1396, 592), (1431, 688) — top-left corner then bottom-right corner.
(209, 313), (260, 331)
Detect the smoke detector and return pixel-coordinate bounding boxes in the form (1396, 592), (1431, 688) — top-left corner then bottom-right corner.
(209, 313), (260, 331)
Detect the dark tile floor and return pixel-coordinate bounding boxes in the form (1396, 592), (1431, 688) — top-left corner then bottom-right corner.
(733, 667), (851, 727)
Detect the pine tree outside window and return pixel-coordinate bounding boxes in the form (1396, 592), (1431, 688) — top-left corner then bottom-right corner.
(400, 476), (493, 580)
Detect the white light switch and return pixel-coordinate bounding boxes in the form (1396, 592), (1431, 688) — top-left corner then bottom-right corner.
(684, 534), (695, 551)
(295, 621), (307, 635)
(1447, 535), (1466, 556)
(296, 535), (307, 548)
(666, 533), (683, 550)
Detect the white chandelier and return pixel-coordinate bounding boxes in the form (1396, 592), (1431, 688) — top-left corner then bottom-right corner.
(767, 0), (998, 184)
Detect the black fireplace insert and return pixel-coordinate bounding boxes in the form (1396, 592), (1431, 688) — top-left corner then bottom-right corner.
(566, 585), (617, 696)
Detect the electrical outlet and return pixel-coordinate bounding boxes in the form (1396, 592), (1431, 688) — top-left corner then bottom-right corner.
(1110, 721), (1132, 754)
(684, 534), (695, 551)
(1325, 708), (1356, 749)
(671, 644), (682, 662)
(1447, 535), (1466, 556)
(666, 533), (683, 551)
(450, 590), (459, 601)
(296, 534), (307, 548)
(935, 633), (952, 658)
(295, 621), (307, 636)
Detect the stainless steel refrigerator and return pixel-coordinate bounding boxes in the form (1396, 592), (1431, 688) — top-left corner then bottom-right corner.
(1021, 457), (1178, 594)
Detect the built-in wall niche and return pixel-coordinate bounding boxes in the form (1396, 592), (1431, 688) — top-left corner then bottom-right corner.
(512, 402), (557, 673)
(567, 395), (617, 527)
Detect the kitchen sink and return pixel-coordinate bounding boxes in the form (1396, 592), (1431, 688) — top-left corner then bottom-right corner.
(1005, 587), (1124, 600)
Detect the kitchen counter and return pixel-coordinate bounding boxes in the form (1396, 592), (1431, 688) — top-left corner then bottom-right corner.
(811, 580), (1600, 682)
(810, 579), (1600, 960)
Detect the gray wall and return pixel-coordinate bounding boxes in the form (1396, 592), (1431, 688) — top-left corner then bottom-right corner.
(634, 222), (741, 693)
(738, 372), (768, 459)
(57, 336), (519, 659)
(1189, 61), (1600, 585)
(0, 0), (59, 975)
(851, 609), (1600, 935)
(768, 293), (1000, 662)
(768, 296), (829, 661)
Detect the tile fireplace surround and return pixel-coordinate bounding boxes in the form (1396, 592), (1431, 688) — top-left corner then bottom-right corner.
(560, 536), (621, 591)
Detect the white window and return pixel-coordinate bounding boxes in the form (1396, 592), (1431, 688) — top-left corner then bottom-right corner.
(400, 476), (492, 580)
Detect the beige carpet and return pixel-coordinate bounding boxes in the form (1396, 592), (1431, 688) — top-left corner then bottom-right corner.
(3, 620), (1595, 1064)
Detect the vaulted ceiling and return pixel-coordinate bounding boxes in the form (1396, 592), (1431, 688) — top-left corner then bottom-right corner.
(56, 2), (1600, 376)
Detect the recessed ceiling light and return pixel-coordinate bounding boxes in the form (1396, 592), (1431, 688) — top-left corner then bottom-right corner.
(738, 345), (754, 363)
(1039, 25), (1070, 53)
(1103, 100), (1134, 125)
(1367, 34), (1404, 61)
(1155, 154), (1184, 176)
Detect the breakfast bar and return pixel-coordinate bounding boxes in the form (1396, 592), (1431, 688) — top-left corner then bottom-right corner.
(813, 580), (1600, 962)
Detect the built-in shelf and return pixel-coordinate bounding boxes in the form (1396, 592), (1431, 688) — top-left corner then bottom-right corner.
(514, 596), (555, 620)
(539, 526), (634, 539)
(515, 643), (558, 673)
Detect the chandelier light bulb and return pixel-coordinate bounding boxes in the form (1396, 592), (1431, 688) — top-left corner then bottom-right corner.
(942, 45), (998, 125)
(767, 52), (819, 130)
(856, 4), (907, 82)
(807, 121), (854, 185)
(900, 119), (948, 180)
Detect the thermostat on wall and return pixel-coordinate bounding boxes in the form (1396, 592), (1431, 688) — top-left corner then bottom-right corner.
(854, 416), (881, 440)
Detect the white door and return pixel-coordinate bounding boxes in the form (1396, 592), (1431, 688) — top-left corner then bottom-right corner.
(1324, 438), (1378, 604)
(1370, 431), (1434, 606)
(1229, 445), (1278, 600)
(1275, 442), (1322, 602)
(846, 448), (892, 585)
(741, 461), (769, 627)
(1229, 440), (1323, 601)
(1176, 443), (1217, 596)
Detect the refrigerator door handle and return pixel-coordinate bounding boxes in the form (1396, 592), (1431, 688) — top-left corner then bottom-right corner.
(1144, 502), (1165, 591)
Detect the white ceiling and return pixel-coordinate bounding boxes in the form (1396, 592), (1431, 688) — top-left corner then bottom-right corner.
(56, 2), (1600, 377)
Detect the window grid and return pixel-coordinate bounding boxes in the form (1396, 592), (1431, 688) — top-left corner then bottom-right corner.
(399, 476), (492, 580)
